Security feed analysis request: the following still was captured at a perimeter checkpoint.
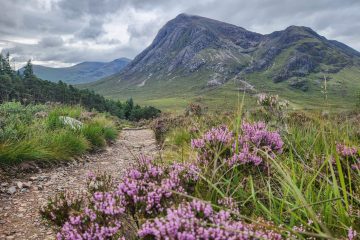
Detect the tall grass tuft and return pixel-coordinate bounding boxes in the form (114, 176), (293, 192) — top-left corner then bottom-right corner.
(81, 123), (106, 149)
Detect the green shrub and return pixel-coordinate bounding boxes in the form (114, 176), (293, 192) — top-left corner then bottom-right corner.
(40, 191), (84, 226)
(103, 127), (117, 141)
(0, 139), (51, 165)
(81, 123), (106, 149)
(46, 111), (64, 130)
(45, 130), (89, 160)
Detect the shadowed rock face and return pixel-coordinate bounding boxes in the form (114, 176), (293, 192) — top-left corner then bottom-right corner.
(99, 13), (360, 90)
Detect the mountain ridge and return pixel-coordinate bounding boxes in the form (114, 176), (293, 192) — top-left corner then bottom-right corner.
(85, 13), (360, 110)
(21, 57), (131, 84)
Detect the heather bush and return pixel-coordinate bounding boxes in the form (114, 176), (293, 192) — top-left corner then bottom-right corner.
(229, 121), (283, 167)
(139, 199), (282, 239)
(118, 155), (199, 219)
(56, 191), (127, 239)
(191, 122), (283, 169)
(257, 94), (289, 131)
(86, 171), (114, 194)
(40, 190), (84, 226)
(185, 102), (203, 117)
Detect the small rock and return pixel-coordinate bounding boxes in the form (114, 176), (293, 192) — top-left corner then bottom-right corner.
(7, 186), (16, 195)
(23, 182), (32, 188)
(1, 182), (9, 187)
(38, 176), (49, 181)
(17, 182), (23, 189)
(29, 176), (38, 181)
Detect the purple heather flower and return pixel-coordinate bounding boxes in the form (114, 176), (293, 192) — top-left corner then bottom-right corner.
(230, 122), (283, 166)
(139, 200), (282, 239)
(348, 227), (357, 240)
(118, 156), (199, 217)
(336, 143), (358, 158)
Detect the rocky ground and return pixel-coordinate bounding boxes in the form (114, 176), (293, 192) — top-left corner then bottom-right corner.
(0, 129), (157, 240)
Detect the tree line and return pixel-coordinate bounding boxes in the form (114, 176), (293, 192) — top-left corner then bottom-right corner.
(0, 54), (160, 121)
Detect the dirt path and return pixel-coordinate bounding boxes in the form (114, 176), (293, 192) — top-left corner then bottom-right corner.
(0, 129), (157, 240)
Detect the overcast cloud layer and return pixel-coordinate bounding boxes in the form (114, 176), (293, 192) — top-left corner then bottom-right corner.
(1, 0), (360, 68)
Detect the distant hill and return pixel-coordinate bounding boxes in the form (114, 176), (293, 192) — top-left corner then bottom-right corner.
(86, 13), (360, 110)
(20, 58), (131, 84)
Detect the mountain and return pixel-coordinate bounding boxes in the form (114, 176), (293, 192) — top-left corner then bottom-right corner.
(21, 58), (131, 84)
(87, 14), (360, 110)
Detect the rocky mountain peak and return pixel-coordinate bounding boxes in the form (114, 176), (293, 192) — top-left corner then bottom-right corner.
(93, 14), (360, 96)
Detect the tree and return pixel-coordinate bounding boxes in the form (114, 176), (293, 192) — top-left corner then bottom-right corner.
(23, 59), (34, 79)
(124, 98), (134, 119)
(3, 52), (13, 75)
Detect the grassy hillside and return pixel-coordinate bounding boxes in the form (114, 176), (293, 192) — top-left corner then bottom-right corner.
(83, 66), (360, 112)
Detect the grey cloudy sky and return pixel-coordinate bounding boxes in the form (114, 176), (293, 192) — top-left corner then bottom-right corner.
(1, 0), (360, 68)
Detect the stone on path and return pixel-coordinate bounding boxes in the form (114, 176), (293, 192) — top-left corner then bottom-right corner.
(7, 186), (16, 195)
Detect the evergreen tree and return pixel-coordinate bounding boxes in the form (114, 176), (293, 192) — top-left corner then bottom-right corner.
(3, 52), (13, 75)
(124, 98), (134, 119)
(23, 59), (34, 79)
(0, 54), (3, 75)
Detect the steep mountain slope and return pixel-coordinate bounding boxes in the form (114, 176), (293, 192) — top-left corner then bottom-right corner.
(22, 58), (131, 84)
(87, 14), (360, 110)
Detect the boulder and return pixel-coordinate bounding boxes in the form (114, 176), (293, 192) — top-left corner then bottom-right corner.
(7, 186), (16, 194)
(59, 116), (83, 130)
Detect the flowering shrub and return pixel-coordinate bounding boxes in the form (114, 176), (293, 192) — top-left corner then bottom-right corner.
(230, 122), (284, 166)
(192, 122), (284, 168)
(151, 118), (168, 146)
(191, 125), (233, 164)
(185, 103), (203, 117)
(217, 197), (240, 214)
(336, 143), (358, 158)
(257, 94), (289, 113)
(257, 94), (289, 131)
(40, 190), (84, 226)
(86, 171), (114, 194)
(348, 227), (358, 240)
(336, 143), (360, 170)
(118, 155), (199, 217)
(57, 191), (126, 240)
(139, 199), (282, 239)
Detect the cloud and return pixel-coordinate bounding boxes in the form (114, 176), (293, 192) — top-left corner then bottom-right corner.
(38, 36), (64, 48)
(75, 19), (105, 40)
(1, 0), (359, 67)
